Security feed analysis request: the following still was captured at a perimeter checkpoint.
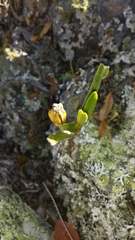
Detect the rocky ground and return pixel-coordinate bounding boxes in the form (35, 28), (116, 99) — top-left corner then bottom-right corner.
(0, 0), (135, 239)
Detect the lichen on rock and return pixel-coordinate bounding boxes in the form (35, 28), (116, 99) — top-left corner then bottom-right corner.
(51, 4), (135, 238)
(0, 186), (53, 240)
(53, 85), (135, 240)
(45, 2), (135, 238)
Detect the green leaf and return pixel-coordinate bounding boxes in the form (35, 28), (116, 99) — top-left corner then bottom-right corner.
(82, 63), (109, 109)
(47, 130), (72, 146)
(60, 122), (81, 133)
(76, 109), (88, 126)
(47, 122), (81, 146)
(83, 91), (98, 118)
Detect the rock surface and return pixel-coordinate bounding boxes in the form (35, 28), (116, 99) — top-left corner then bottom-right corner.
(53, 85), (135, 240)
(1, 1), (135, 240)
(50, 3), (135, 237)
(0, 186), (53, 240)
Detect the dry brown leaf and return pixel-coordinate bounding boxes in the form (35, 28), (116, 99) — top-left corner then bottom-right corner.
(98, 120), (108, 137)
(108, 28), (114, 36)
(108, 112), (118, 122)
(54, 218), (80, 240)
(109, 6), (117, 13)
(24, 15), (31, 26)
(31, 19), (53, 42)
(39, 19), (53, 40)
(99, 91), (113, 121)
(31, 35), (40, 42)
(47, 76), (58, 95)
(17, 155), (27, 166)
(91, 112), (100, 120)
(29, 92), (38, 100)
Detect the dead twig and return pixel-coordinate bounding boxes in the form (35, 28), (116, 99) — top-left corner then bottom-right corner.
(43, 182), (74, 240)
(9, 0), (23, 22)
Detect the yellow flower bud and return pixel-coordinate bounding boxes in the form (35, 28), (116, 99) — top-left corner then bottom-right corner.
(48, 103), (67, 126)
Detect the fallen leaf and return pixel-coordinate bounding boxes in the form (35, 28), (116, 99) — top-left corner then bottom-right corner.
(31, 35), (40, 42)
(31, 19), (53, 42)
(17, 155), (27, 167)
(17, 156), (28, 173)
(98, 120), (108, 137)
(54, 218), (80, 240)
(29, 92), (38, 100)
(109, 6), (117, 13)
(24, 15), (31, 26)
(108, 28), (114, 36)
(39, 19), (53, 40)
(91, 112), (100, 120)
(47, 76), (58, 95)
(99, 91), (113, 121)
(108, 112), (118, 122)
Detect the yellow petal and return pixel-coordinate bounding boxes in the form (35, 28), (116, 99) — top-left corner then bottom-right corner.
(48, 109), (55, 123)
(48, 103), (67, 127)
(53, 112), (63, 126)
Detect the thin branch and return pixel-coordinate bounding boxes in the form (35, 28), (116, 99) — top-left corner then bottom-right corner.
(43, 182), (74, 240)
(9, 0), (23, 22)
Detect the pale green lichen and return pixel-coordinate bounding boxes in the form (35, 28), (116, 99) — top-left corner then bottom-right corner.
(0, 186), (52, 240)
(123, 6), (135, 32)
(122, 36), (131, 50)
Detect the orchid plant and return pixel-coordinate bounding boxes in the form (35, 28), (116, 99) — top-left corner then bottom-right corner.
(47, 63), (109, 145)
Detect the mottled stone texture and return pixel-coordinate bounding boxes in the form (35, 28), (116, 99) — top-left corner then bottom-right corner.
(51, 1), (135, 239)
(0, 186), (53, 240)
(1, 0), (135, 239)
(53, 85), (135, 240)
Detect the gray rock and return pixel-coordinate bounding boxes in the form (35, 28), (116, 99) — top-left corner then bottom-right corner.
(0, 186), (53, 240)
